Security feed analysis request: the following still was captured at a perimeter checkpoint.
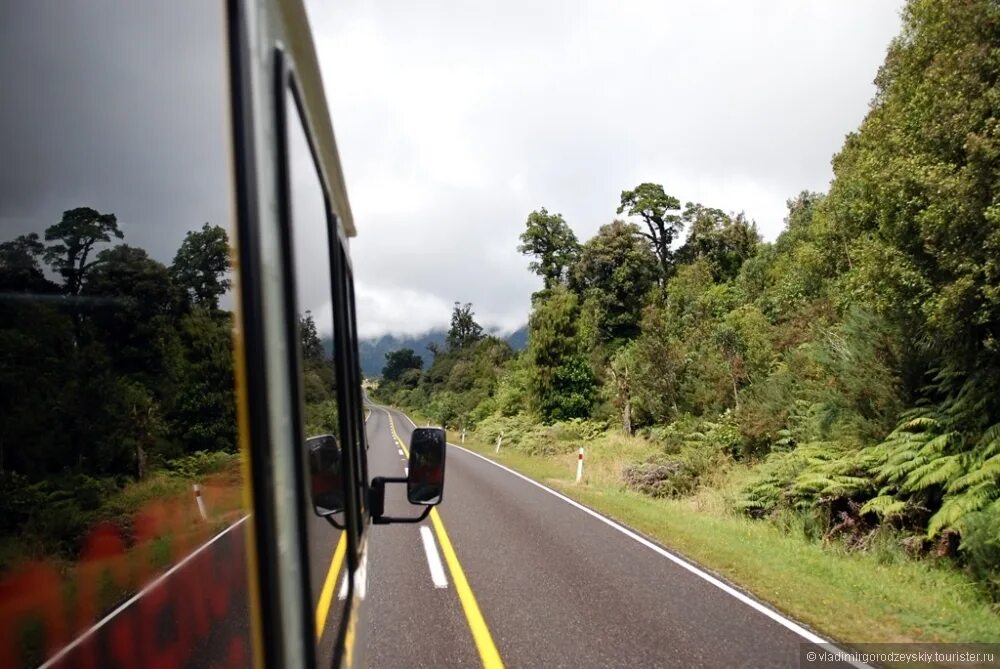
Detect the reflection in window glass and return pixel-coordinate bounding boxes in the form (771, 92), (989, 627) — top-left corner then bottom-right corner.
(0, 3), (252, 667)
(286, 88), (349, 664)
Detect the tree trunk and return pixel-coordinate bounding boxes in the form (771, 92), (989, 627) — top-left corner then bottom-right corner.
(731, 372), (740, 410)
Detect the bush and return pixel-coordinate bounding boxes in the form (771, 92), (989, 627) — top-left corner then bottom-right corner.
(165, 450), (236, 479)
(623, 416), (730, 498)
(473, 413), (608, 457)
(0, 472), (40, 533)
(960, 503), (1000, 602)
(622, 460), (700, 497)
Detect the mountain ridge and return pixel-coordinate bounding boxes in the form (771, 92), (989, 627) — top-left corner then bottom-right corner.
(352, 325), (528, 377)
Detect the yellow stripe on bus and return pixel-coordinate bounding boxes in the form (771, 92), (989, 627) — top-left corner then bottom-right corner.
(315, 531), (347, 639)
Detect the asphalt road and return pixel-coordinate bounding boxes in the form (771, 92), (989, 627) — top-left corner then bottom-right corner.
(350, 403), (854, 669)
(37, 403), (850, 668)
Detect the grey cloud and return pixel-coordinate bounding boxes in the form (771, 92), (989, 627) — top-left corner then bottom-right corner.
(0, 1), (231, 265)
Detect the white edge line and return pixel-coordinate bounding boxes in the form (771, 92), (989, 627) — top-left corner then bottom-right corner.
(40, 514), (251, 669)
(419, 525), (448, 589)
(445, 441), (872, 669)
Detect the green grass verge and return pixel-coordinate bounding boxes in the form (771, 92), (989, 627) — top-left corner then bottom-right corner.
(456, 435), (1000, 647)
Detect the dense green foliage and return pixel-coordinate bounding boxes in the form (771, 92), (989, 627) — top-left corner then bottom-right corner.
(0, 209), (237, 564)
(378, 0), (1000, 601)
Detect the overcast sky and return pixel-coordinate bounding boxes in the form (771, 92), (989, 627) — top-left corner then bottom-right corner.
(307, 0), (905, 338)
(0, 2), (905, 342)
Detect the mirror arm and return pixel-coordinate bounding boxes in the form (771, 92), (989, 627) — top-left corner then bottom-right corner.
(373, 506), (432, 525)
(369, 476), (433, 525)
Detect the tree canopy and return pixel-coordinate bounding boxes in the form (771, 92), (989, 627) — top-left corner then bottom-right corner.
(447, 301), (485, 350)
(382, 348), (424, 382)
(518, 208), (580, 293)
(617, 183), (683, 281)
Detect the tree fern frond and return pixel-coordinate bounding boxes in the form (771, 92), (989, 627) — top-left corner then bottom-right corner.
(928, 484), (998, 537)
(947, 455), (1000, 492)
(898, 416), (940, 432)
(860, 495), (907, 518)
(979, 423), (1000, 458)
(821, 476), (872, 497)
(901, 455), (963, 493)
(918, 431), (962, 457)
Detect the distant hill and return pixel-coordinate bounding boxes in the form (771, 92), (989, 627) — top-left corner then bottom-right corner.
(355, 325), (528, 378)
(358, 330), (447, 378)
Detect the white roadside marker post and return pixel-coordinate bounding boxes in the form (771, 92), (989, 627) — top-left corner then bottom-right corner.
(193, 484), (207, 520)
(461, 429), (466, 444)
(575, 447), (584, 483)
(495, 432), (503, 454)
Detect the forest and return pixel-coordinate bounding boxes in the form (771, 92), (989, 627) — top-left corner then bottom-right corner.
(375, 0), (1000, 601)
(0, 209), (239, 566)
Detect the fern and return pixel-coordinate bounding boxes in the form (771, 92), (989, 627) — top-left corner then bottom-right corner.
(860, 495), (907, 518)
(900, 455), (963, 493)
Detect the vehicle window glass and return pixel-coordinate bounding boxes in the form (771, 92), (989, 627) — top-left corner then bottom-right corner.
(285, 86), (350, 663)
(0, 2), (254, 668)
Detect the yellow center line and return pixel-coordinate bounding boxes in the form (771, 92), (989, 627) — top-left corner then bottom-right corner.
(315, 530), (347, 639)
(384, 410), (505, 669)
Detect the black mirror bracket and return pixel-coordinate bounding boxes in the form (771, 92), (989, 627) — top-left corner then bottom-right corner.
(369, 476), (434, 525)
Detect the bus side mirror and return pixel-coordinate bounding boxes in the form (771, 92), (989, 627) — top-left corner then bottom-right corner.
(370, 427), (446, 524)
(407, 428), (446, 505)
(307, 434), (345, 520)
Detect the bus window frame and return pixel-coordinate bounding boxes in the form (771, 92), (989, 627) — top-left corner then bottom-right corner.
(277, 48), (369, 666)
(228, 1), (368, 666)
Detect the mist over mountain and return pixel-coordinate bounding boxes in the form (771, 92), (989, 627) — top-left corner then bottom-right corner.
(349, 325), (528, 377)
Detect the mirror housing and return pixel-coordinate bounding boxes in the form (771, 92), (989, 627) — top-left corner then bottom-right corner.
(406, 428), (446, 505)
(306, 434), (345, 520)
(370, 426), (447, 524)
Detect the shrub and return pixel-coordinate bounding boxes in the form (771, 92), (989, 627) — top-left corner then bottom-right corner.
(960, 503), (1000, 602)
(165, 450), (236, 479)
(622, 460), (700, 497)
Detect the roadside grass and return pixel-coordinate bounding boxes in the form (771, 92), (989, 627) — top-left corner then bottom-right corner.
(455, 431), (1000, 647)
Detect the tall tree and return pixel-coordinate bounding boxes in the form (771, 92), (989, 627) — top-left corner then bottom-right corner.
(608, 343), (637, 436)
(171, 223), (231, 310)
(527, 286), (595, 421)
(0, 233), (53, 292)
(447, 302), (484, 350)
(84, 245), (178, 382)
(572, 221), (659, 345)
(517, 208), (580, 292)
(43, 207), (122, 296)
(617, 183), (683, 281)
(677, 204), (760, 282)
(825, 0), (1000, 370)
(300, 311), (324, 362)
(382, 348), (423, 381)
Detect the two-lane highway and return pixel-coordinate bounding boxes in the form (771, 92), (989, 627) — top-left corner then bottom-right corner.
(33, 402), (853, 668)
(356, 403), (855, 669)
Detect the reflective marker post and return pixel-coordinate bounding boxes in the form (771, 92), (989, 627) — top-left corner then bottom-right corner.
(193, 484), (207, 520)
(576, 447), (584, 483)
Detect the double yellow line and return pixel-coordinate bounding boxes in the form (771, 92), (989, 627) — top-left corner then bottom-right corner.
(386, 410), (505, 669)
(313, 409), (504, 669)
